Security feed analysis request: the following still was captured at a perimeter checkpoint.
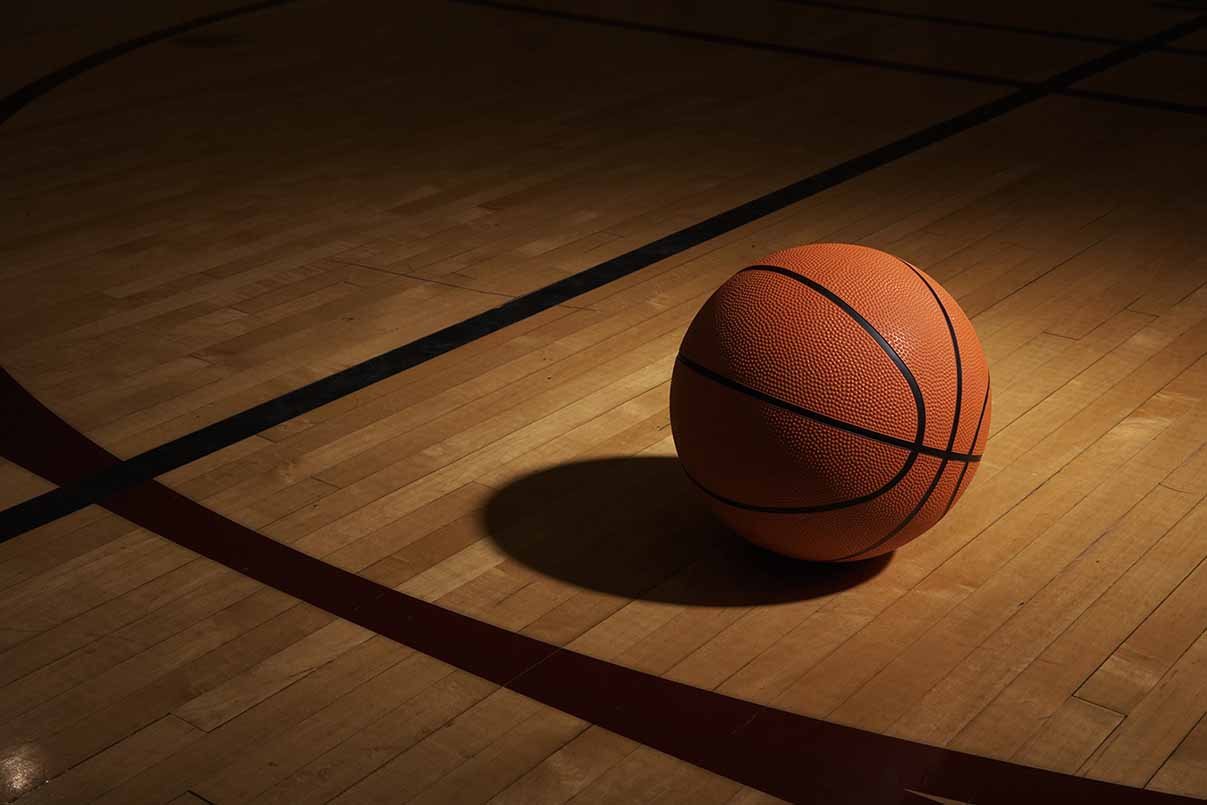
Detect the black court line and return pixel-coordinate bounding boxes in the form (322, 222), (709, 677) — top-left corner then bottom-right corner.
(2, 8), (1204, 542)
(454, 0), (1028, 89)
(1, 368), (1196, 805)
(1062, 88), (1207, 116)
(455, 0), (1207, 117)
(780, 0), (1207, 56)
(0, 0), (303, 127)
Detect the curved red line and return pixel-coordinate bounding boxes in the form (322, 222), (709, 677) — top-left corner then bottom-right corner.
(0, 368), (1193, 805)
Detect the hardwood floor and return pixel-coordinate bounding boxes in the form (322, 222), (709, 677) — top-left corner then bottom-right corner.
(2, 1), (1207, 802)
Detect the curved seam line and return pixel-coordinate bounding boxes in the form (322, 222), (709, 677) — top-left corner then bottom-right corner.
(835, 262), (964, 561)
(682, 449), (919, 513)
(675, 356), (980, 464)
(0, 0), (302, 126)
(1, 367), (1177, 804)
(739, 264), (927, 451)
(945, 380), (991, 515)
(4, 13), (1204, 541)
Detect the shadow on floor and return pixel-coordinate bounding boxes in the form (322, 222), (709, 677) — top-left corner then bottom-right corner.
(481, 456), (889, 608)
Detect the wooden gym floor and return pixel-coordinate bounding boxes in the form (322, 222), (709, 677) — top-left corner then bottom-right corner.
(2, 1), (1207, 802)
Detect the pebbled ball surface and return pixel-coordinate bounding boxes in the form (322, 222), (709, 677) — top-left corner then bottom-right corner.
(670, 243), (991, 562)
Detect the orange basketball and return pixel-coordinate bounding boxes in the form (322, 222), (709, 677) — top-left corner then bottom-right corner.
(669, 243), (990, 562)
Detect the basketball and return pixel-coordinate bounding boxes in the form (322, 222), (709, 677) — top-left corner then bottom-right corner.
(670, 243), (990, 562)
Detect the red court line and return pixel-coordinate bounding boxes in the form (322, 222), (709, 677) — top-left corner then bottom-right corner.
(0, 367), (1195, 805)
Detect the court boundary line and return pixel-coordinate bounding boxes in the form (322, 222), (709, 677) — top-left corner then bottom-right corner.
(2, 8), (1205, 801)
(2, 7), (1204, 540)
(0, 0), (304, 127)
(1, 367), (1195, 804)
(779, 0), (1207, 56)
(456, 0), (1207, 117)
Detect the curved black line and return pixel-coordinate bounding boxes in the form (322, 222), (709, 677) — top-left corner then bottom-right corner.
(945, 381), (992, 515)
(679, 259), (935, 513)
(676, 356), (980, 463)
(677, 260), (942, 513)
(834, 263), (964, 561)
(2, 11), (1205, 540)
(3, 368), (1194, 805)
(683, 452), (919, 514)
(0, 10), (1202, 803)
(908, 263), (964, 466)
(0, 0), (302, 127)
(680, 354), (980, 463)
(0, 7), (1201, 803)
(739, 264), (927, 445)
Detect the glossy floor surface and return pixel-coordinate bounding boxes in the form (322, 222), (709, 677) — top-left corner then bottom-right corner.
(2, 2), (1207, 803)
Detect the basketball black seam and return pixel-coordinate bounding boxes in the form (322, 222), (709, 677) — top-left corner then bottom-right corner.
(682, 451), (920, 514)
(740, 265), (927, 453)
(677, 354), (981, 464)
(677, 264), (937, 515)
(7, 14), (1203, 541)
(945, 380), (991, 515)
(835, 262), (964, 561)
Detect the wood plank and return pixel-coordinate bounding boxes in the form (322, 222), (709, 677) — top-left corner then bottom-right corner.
(1150, 714), (1207, 799)
(92, 635), (413, 805)
(1081, 627), (1207, 785)
(950, 488), (1207, 758)
(4, 1), (1207, 801)
(1012, 696), (1124, 774)
(190, 649), (451, 804)
(489, 726), (638, 805)
(13, 715), (202, 805)
(173, 619), (374, 731)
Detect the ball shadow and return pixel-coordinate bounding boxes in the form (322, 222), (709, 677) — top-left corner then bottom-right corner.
(481, 457), (890, 607)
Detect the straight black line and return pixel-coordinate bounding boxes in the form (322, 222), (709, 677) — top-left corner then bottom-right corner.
(455, 0), (1207, 118)
(779, 0), (1207, 56)
(1, 10), (1204, 541)
(3, 369), (1194, 805)
(1064, 88), (1207, 116)
(452, 0), (1027, 90)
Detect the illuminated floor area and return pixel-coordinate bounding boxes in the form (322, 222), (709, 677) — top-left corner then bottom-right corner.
(2, 2), (1207, 802)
